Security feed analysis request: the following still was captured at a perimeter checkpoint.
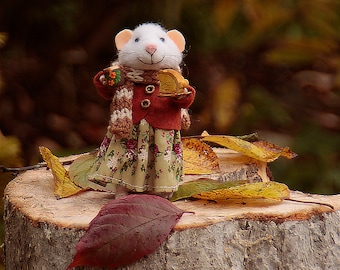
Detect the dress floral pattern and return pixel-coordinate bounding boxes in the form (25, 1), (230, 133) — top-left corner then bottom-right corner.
(87, 119), (183, 193)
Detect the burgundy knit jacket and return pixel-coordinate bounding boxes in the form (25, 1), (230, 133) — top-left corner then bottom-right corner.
(93, 71), (196, 131)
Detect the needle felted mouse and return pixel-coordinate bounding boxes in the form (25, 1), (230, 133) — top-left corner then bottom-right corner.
(72, 23), (196, 199)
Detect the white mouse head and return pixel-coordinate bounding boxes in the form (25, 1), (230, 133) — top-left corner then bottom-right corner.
(115, 23), (185, 70)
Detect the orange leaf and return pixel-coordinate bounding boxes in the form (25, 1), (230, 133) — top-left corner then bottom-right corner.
(182, 138), (220, 174)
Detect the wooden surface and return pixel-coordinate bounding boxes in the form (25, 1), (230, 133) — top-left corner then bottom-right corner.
(4, 167), (339, 231)
(4, 151), (340, 269)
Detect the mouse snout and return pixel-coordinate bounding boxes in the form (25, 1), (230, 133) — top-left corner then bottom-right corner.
(145, 44), (157, 55)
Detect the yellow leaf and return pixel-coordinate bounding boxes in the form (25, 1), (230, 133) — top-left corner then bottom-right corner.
(182, 138), (220, 174)
(202, 135), (297, 162)
(170, 178), (248, 202)
(193, 181), (290, 204)
(39, 146), (83, 199)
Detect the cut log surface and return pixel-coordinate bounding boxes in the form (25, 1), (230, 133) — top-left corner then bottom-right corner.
(4, 153), (340, 270)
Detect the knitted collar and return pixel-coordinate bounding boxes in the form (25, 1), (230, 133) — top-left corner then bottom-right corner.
(120, 65), (160, 85)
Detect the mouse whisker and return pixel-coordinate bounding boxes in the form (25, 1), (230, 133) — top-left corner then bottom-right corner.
(164, 55), (182, 62)
(119, 53), (138, 57)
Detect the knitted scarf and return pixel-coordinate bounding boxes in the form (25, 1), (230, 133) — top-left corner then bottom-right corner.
(108, 65), (192, 138)
(108, 66), (159, 138)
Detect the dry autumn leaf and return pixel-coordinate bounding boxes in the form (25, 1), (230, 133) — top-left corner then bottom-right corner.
(193, 181), (290, 204)
(68, 194), (185, 269)
(252, 140), (298, 159)
(39, 146), (83, 199)
(182, 138), (220, 174)
(202, 135), (297, 162)
(170, 178), (248, 202)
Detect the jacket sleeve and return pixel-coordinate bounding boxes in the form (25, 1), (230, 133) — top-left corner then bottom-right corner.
(93, 71), (115, 100)
(171, 85), (196, 108)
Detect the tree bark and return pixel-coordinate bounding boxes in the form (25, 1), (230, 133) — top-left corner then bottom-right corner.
(4, 152), (340, 270)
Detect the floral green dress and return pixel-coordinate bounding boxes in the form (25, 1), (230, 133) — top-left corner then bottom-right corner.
(87, 119), (183, 193)
(69, 67), (195, 195)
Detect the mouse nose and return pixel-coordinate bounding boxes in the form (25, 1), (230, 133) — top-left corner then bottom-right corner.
(145, 44), (157, 55)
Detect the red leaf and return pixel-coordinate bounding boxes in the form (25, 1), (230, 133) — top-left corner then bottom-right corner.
(67, 194), (185, 269)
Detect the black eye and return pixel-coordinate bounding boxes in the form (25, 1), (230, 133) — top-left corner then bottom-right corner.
(135, 38), (140, 42)
(160, 37), (165, 42)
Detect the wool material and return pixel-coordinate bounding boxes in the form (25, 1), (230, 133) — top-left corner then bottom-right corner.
(108, 66), (159, 138)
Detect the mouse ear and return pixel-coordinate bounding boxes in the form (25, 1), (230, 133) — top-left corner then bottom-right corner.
(115, 29), (133, 50)
(167, 30), (186, 52)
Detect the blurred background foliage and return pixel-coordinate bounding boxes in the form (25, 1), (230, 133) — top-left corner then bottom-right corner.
(1, 0), (340, 196)
(1, 1), (340, 266)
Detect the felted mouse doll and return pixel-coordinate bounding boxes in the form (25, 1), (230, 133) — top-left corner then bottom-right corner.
(82, 23), (195, 198)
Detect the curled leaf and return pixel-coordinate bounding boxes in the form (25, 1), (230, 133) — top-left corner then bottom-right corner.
(183, 138), (220, 174)
(193, 181), (290, 204)
(39, 146), (83, 199)
(68, 194), (185, 269)
(202, 135), (297, 162)
(252, 140), (298, 160)
(170, 179), (248, 202)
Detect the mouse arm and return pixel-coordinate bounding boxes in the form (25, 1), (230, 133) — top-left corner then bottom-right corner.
(171, 85), (196, 108)
(93, 71), (116, 100)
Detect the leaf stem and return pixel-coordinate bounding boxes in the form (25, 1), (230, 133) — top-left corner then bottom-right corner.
(183, 133), (259, 142)
(285, 198), (334, 210)
(0, 161), (73, 175)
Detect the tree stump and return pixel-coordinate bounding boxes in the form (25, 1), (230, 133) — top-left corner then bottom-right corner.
(4, 151), (340, 270)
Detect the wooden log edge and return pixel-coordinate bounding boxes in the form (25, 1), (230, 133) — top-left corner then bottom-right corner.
(4, 163), (340, 269)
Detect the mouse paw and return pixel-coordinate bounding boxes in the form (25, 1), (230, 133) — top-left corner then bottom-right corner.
(99, 74), (107, 85)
